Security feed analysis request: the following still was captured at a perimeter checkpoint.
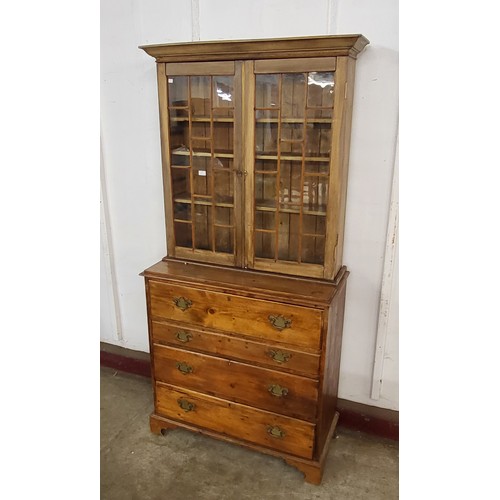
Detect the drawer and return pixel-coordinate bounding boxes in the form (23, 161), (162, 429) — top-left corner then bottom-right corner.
(155, 382), (315, 460)
(153, 344), (318, 421)
(148, 280), (322, 350)
(151, 320), (320, 378)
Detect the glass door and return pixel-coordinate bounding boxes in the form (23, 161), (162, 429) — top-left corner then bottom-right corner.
(251, 62), (336, 278)
(165, 62), (242, 266)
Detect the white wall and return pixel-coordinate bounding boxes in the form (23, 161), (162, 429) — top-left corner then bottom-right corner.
(100, 0), (399, 410)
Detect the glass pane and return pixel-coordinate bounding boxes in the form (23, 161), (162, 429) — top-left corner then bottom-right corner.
(303, 176), (328, 213)
(302, 214), (326, 236)
(213, 157), (232, 170)
(215, 227), (234, 254)
(255, 74), (279, 108)
(255, 173), (277, 208)
(304, 161), (329, 175)
(213, 76), (234, 108)
(168, 76), (188, 107)
(279, 161), (302, 208)
(213, 122), (233, 155)
(169, 113), (189, 146)
(192, 123), (211, 153)
(255, 211), (275, 230)
(192, 157), (211, 197)
(307, 72), (334, 108)
(280, 123), (303, 156)
(305, 123), (331, 158)
(194, 205), (212, 250)
(281, 74), (306, 119)
(255, 159), (277, 173)
(190, 76), (211, 117)
(213, 108), (234, 119)
(301, 235), (325, 264)
(278, 213), (300, 261)
(215, 207), (233, 226)
(174, 202), (191, 221)
(171, 145), (190, 166)
(307, 108), (332, 120)
(171, 168), (190, 200)
(255, 231), (275, 259)
(214, 170), (233, 205)
(255, 117), (278, 155)
(174, 222), (192, 248)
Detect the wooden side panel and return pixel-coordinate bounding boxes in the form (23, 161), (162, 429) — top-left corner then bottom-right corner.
(153, 344), (318, 421)
(315, 274), (348, 458)
(148, 280), (322, 350)
(151, 320), (320, 377)
(155, 383), (315, 459)
(333, 57), (357, 275)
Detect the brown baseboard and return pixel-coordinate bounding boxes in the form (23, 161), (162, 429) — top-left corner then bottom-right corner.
(100, 342), (398, 441)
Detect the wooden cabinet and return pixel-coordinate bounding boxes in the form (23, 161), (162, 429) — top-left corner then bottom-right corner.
(140, 35), (368, 484)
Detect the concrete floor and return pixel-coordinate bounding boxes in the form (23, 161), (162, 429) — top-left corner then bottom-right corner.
(101, 366), (398, 500)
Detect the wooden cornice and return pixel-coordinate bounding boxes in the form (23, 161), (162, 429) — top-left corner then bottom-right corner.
(139, 34), (369, 63)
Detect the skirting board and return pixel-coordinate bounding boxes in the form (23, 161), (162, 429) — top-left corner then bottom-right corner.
(100, 342), (398, 441)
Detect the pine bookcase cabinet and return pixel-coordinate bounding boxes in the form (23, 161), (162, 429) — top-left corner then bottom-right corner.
(140, 34), (369, 484)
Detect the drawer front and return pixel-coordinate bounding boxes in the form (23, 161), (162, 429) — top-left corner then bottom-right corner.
(151, 321), (320, 378)
(154, 344), (318, 421)
(155, 382), (315, 459)
(148, 280), (322, 350)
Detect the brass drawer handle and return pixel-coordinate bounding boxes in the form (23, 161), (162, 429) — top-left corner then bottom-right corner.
(267, 349), (292, 364)
(175, 331), (192, 343)
(267, 425), (286, 439)
(268, 314), (292, 331)
(173, 296), (192, 311)
(177, 398), (195, 412)
(176, 361), (193, 375)
(268, 384), (289, 397)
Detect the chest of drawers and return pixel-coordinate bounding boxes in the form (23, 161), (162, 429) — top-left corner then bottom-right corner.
(142, 258), (348, 484)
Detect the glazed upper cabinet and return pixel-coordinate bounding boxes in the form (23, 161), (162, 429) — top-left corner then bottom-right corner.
(141, 35), (369, 279)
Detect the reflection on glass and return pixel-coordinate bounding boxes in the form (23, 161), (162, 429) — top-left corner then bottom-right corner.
(281, 74), (306, 119)
(255, 75), (279, 108)
(213, 76), (233, 107)
(307, 72), (334, 109)
(305, 123), (331, 158)
(190, 76), (211, 117)
(255, 173), (277, 208)
(168, 76), (188, 107)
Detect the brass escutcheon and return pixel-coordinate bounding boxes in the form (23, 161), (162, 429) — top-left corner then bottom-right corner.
(173, 296), (192, 311)
(267, 425), (286, 439)
(268, 349), (291, 364)
(175, 331), (192, 343)
(268, 384), (289, 397)
(268, 314), (292, 331)
(177, 398), (195, 412)
(176, 361), (193, 374)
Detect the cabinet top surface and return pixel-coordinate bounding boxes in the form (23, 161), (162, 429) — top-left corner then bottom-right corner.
(142, 259), (347, 306)
(139, 34), (369, 62)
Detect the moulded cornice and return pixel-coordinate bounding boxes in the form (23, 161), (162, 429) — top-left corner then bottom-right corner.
(139, 34), (369, 62)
